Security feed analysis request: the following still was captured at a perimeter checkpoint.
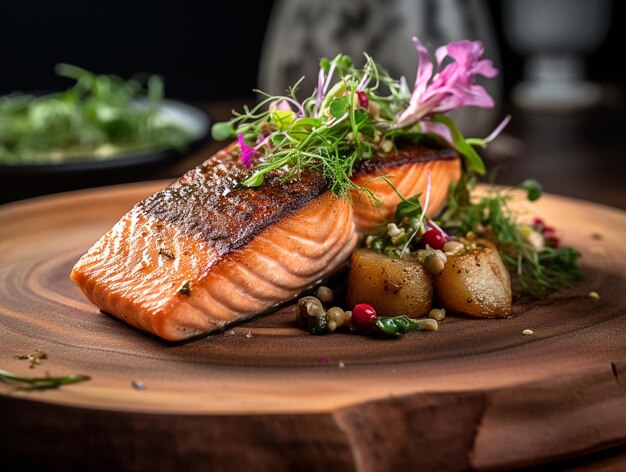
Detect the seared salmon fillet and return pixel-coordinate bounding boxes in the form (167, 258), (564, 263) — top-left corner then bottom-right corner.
(352, 146), (461, 233)
(71, 144), (459, 341)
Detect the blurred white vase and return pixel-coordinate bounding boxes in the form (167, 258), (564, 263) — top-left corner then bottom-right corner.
(503, 0), (612, 111)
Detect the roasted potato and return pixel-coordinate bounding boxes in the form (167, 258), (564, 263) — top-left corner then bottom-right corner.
(433, 239), (511, 318)
(346, 249), (432, 317)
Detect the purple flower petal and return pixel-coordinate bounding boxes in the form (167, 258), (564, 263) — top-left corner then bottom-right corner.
(272, 96), (305, 117)
(412, 36), (434, 99)
(314, 68), (325, 114)
(483, 114), (511, 144)
(237, 133), (258, 169)
(269, 99), (293, 111)
(397, 37), (499, 128)
(420, 120), (453, 143)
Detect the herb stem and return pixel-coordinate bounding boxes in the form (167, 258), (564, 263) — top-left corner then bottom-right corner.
(0, 368), (90, 391)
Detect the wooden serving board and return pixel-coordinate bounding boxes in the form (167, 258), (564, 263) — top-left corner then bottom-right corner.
(1, 181), (625, 471)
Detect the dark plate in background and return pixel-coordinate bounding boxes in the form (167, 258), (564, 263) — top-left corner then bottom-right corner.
(0, 99), (211, 204)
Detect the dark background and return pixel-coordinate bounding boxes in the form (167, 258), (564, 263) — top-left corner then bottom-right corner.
(1, 1), (624, 208)
(0, 1), (623, 100)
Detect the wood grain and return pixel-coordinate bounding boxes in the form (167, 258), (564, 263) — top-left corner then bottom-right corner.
(1, 181), (625, 471)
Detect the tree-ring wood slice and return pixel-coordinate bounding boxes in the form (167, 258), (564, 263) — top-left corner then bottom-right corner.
(1, 181), (625, 471)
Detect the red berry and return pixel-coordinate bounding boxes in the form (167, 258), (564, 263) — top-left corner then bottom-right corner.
(356, 91), (369, 109)
(532, 218), (545, 229)
(542, 226), (556, 236)
(544, 235), (560, 248)
(352, 304), (377, 331)
(420, 229), (445, 250)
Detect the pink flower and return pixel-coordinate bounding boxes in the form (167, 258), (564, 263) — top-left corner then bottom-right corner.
(237, 134), (259, 169)
(268, 99), (293, 111)
(419, 120), (453, 143)
(269, 97), (304, 117)
(396, 37), (498, 128)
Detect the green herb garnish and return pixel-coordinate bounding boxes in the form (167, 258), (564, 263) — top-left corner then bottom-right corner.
(0, 368), (90, 391)
(439, 178), (582, 297)
(0, 64), (192, 164)
(374, 315), (421, 336)
(212, 36), (502, 197)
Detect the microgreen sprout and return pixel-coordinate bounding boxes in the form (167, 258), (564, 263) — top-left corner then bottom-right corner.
(212, 37), (501, 196)
(438, 177), (582, 296)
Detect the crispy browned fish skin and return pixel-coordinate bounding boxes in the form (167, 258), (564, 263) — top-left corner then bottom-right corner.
(71, 144), (460, 341)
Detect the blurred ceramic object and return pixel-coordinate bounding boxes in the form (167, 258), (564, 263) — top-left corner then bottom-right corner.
(503, 0), (612, 111)
(259, 0), (502, 137)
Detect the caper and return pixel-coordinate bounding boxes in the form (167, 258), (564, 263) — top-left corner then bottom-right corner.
(344, 311), (353, 330)
(391, 232), (408, 245)
(386, 223), (402, 237)
(384, 246), (402, 259)
(297, 296), (331, 334)
(428, 308), (446, 321)
(407, 217), (421, 229)
(327, 306), (348, 330)
(416, 318), (439, 331)
(309, 313), (329, 335)
(424, 254), (445, 274)
(381, 139), (393, 153)
(297, 296), (325, 327)
(316, 286), (334, 304)
(443, 240), (464, 255)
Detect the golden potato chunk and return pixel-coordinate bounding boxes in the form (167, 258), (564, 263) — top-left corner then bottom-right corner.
(346, 249), (432, 317)
(433, 240), (512, 318)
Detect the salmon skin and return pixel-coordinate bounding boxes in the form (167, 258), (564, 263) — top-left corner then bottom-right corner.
(71, 144), (460, 341)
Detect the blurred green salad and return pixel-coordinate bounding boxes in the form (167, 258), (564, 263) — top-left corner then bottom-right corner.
(0, 64), (193, 164)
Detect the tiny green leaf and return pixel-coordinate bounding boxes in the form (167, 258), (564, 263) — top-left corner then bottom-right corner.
(329, 97), (349, 119)
(395, 194), (423, 221)
(271, 133), (287, 146)
(338, 55), (353, 69)
(270, 109), (295, 131)
(240, 172), (266, 188)
(433, 114), (486, 175)
(519, 179), (543, 201)
(291, 117), (321, 129)
(211, 122), (235, 141)
(320, 57), (330, 72)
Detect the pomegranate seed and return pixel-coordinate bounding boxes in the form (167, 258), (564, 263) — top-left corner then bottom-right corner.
(544, 235), (560, 248)
(356, 91), (369, 109)
(421, 229), (445, 250)
(531, 218), (545, 229)
(352, 304), (377, 331)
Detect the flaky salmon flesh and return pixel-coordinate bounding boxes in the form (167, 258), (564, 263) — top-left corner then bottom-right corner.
(71, 144), (460, 341)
